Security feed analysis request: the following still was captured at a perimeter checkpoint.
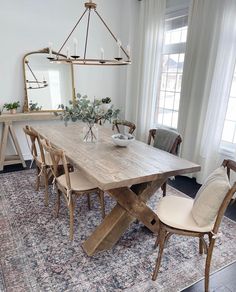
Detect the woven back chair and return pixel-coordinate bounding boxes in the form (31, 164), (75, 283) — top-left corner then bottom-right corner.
(112, 119), (136, 134)
(152, 159), (236, 292)
(41, 139), (105, 240)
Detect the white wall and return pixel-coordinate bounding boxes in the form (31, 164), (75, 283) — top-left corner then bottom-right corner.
(0, 0), (138, 159)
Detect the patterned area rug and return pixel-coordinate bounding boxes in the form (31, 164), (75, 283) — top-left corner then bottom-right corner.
(1, 169), (236, 292)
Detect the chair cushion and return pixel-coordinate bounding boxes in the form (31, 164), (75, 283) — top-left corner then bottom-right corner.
(157, 195), (214, 232)
(192, 167), (231, 227)
(57, 171), (97, 192)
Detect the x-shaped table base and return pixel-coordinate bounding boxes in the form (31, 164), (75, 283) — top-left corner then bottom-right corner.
(82, 177), (166, 256)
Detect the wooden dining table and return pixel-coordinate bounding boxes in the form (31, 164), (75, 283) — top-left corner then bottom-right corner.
(32, 123), (200, 256)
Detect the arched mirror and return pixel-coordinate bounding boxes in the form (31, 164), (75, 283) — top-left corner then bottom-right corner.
(23, 48), (76, 112)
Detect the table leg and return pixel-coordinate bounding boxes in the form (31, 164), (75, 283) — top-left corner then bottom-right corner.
(0, 122), (9, 171)
(82, 177), (166, 256)
(0, 121), (26, 171)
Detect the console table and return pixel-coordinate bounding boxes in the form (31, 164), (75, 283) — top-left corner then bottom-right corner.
(0, 113), (58, 171)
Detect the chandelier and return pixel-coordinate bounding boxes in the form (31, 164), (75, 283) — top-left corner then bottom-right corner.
(48, 0), (131, 66)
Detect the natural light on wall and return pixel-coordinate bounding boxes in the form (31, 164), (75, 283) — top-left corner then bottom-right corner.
(222, 67), (236, 144)
(155, 12), (188, 129)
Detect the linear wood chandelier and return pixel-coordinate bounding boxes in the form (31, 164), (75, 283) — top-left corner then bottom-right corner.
(48, 0), (131, 66)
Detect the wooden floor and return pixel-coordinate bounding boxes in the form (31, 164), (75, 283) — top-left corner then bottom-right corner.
(1, 163), (236, 291)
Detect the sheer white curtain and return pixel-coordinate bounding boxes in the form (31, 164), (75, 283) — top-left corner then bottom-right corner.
(178, 0), (236, 183)
(125, 0), (166, 142)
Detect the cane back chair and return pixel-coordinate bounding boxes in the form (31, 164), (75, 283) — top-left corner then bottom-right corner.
(41, 139), (105, 240)
(152, 159), (236, 292)
(23, 125), (52, 206)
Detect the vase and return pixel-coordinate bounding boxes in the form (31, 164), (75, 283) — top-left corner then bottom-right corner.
(10, 109), (17, 114)
(83, 123), (98, 143)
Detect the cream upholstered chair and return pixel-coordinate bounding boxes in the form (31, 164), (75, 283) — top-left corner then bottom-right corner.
(41, 139), (105, 240)
(112, 119), (136, 134)
(152, 159), (236, 292)
(147, 128), (182, 196)
(23, 125), (53, 206)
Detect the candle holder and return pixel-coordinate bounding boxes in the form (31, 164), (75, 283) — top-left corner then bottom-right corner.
(71, 55), (80, 59)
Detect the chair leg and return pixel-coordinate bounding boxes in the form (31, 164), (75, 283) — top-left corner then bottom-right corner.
(44, 169), (49, 207)
(55, 187), (61, 218)
(35, 166), (40, 191)
(87, 194), (91, 210)
(199, 237), (203, 255)
(205, 236), (215, 292)
(69, 198), (75, 241)
(154, 235), (159, 249)
(99, 190), (105, 219)
(152, 224), (167, 281)
(161, 182), (167, 197)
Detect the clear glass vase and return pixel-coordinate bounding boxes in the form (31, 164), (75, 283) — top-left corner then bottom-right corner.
(83, 123), (98, 143)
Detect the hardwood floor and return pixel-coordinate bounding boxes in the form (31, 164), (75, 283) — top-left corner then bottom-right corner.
(1, 165), (236, 291)
(169, 176), (236, 292)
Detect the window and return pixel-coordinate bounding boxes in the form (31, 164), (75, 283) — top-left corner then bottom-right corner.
(221, 68), (236, 144)
(154, 11), (188, 129)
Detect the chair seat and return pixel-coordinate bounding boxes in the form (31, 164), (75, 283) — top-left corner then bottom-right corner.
(57, 171), (97, 192)
(157, 195), (214, 232)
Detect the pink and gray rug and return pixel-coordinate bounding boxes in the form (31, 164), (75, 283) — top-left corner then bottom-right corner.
(1, 169), (236, 292)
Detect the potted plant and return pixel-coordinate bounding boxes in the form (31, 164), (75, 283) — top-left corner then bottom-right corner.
(3, 101), (20, 114)
(56, 93), (120, 142)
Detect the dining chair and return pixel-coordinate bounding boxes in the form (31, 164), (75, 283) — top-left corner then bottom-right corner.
(147, 128), (182, 196)
(112, 119), (136, 134)
(41, 139), (105, 240)
(23, 125), (52, 206)
(152, 159), (236, 292)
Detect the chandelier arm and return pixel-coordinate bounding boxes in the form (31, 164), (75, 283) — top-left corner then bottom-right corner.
(26, 62), (40, 87)
(94, 10), (130, 59)
(83, 8), (92, 60)
(57, 8), (88, 56)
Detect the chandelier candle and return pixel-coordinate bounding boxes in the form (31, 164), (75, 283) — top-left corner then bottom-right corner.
(73, 38), (78, 57)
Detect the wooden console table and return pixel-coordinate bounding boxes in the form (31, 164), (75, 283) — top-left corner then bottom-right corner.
(0, 113), (58, 171)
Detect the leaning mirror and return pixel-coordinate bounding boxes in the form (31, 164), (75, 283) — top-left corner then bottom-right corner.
(23, 48), (75, 112)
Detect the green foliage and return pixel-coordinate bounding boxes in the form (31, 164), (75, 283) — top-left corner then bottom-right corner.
(29, 101), (42, 111)
(3, 101), (20, 110)
(55, 94), (120, 126)
(102, 97), (111, 104)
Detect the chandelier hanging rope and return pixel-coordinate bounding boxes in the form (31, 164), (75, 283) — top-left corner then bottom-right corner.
(48, 0), (131, 66)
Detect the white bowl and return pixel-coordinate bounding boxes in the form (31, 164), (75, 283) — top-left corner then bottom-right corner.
(111, 133), (135, 147)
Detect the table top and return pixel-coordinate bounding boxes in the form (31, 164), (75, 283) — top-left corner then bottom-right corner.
(32, 123), (200, 190)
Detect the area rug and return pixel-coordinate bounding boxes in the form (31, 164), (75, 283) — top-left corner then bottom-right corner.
(1, 170), (236, 292)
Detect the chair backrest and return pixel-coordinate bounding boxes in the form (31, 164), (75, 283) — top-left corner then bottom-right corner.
(23, 125), (45, 163)
(112, 119), (136, 134)
(147, 128), (182, 155)
(212, 159), (236, 234)
(40, 138), (71, 190)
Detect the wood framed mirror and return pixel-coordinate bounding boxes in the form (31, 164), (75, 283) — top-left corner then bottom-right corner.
(23, 48), (76, 112)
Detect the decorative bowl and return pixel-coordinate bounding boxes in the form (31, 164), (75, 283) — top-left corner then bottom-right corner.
(111, 133), (135, 147)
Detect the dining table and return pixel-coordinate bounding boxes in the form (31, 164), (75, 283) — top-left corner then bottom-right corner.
(32, 123), (201, 256)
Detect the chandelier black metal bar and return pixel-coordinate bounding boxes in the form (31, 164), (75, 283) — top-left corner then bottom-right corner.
(47, 0), (131, 66)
